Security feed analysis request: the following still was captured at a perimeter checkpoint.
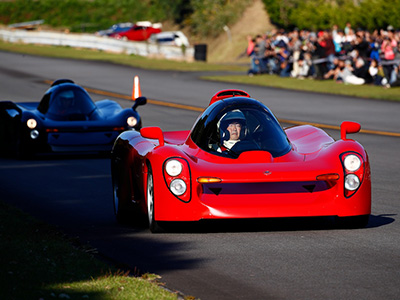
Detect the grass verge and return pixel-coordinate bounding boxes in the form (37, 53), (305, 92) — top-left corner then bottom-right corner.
(0, 201), (181, 300)
(202, 74), (400, 102)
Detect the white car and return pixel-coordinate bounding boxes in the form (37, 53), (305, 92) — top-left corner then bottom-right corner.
(149, 31), (190, 47)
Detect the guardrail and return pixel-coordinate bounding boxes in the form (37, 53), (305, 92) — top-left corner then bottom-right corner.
(0, 28), (194, 61)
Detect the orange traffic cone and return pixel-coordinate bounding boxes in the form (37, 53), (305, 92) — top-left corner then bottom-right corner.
(131, 75), (142, 100)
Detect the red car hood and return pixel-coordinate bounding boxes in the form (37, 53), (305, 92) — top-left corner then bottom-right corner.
(162, 128), (339, 183)
(188, 150), (338, 184)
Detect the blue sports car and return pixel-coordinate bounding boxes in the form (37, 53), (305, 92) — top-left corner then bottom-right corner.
(95, 22), (133, 36)
(0, 79), (146, 157)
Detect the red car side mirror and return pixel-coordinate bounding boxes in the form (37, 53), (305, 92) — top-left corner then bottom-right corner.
(140, 127), (164, 146)
(340, 121), (361, 140)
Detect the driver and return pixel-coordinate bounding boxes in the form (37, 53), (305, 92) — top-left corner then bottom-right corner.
(216, 110), (247, 152)
(56, 90), (75, 113)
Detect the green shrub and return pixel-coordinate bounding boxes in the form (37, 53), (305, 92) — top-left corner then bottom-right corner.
(0, 0), (250, 36)
(189, 0), (251, 37)
(2, 0), (400, 37)
(0, 0), (170, 32)
(262, 0), (400, 31)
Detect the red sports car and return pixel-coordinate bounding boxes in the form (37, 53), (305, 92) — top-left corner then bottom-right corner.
(111, 89), (371, 232)
(111, 23), (161, 41)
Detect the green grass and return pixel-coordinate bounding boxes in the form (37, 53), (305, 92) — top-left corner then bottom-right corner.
(1, 40), (398, 102)
(202, 74), (400, 102)
(0, 201), (182, 300)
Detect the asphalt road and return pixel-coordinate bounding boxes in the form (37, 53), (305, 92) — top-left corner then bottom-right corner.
(1, 51), (399, 300)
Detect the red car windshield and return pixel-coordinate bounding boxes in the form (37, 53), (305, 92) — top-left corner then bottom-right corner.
(191, 98), (291, 158)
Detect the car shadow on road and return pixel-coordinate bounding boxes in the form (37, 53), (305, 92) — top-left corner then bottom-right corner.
(367, 214), (396, 228)
(157, 214), (395, 233)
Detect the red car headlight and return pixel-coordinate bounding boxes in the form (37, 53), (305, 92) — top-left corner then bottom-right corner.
(344, 174), (360, 191)
(340, 152), (364, 197)
(170, 179), (187, 196)
(163, 158), (191, 202)
(343, 154), (361, 172)
(165, 159), (183, 176)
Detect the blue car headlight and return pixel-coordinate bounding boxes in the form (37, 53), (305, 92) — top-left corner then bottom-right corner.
(127, 116), (137, 127)
(27, 118), (37, 129)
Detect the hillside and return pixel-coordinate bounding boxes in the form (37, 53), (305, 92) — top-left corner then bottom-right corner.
(207, 0), (274, 63)
(0, 0), (272, 64)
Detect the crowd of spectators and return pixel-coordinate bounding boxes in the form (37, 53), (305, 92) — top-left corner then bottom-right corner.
(246, 23), (400, 88)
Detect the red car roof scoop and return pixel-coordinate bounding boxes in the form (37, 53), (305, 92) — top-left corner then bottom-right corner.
(238, 150), (273, 163)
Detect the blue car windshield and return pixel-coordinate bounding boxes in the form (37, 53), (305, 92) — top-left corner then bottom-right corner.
(46, 87), (96, 120)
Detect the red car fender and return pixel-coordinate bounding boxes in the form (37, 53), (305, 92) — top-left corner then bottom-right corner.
(142, 144), (200, 221)
(303, 139), (371, 216)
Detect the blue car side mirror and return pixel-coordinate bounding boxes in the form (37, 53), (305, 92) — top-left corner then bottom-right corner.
(132, 96), (147, 110)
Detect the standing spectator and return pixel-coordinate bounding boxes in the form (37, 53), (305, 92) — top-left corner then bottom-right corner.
(312, 31), (328, 79)
(264, 37), (278, 74)
(343, 28), (356, 53)
(353, 33), (370, 60)
(288, 34), (303, 77)
(302, 52), (315, 77)
(368, 37), (381, 62)
(248, 35), (267, 75)
(254, 35), (267, 65)
(344, 22), (352, 35)
(381, 35), (398, 86)
(333, 29), (345, 55)
(275, 29), (289, 46)
(246, 35), (255, 57)
(275, 41), (290, 77)
(323, 30), (336, 70)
